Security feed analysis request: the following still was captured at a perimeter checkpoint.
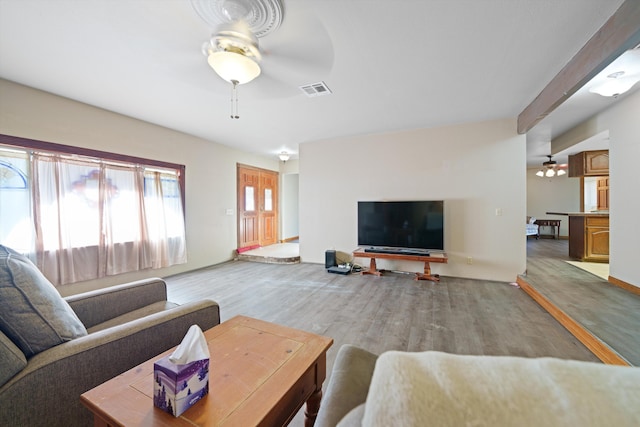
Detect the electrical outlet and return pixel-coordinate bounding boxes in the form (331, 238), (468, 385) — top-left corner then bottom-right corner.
(467, 257), (473, 265)
(495, 208), (503, 216)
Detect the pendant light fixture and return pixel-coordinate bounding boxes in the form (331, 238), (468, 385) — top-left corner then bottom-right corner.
(278, 151), (290, 162)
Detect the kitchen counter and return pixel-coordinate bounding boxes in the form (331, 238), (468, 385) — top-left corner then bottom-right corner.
(546, 211), (609, 216)
(569, 212), (609, 216)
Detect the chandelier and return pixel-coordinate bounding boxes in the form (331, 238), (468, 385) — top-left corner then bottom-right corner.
(536, 155), (566, 178)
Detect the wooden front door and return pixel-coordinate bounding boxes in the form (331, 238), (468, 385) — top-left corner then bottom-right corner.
(237, 165), (278, 248)
(259, 170), (278, 246)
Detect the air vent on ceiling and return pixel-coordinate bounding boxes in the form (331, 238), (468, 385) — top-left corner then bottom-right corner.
(299, 81), (332, 97)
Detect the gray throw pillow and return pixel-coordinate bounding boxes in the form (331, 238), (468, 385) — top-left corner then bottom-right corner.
(0, 245), (87, 358)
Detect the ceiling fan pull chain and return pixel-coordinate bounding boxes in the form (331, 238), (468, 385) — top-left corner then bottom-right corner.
(229, 84), (234, 119)
(230, 80), (240, 119)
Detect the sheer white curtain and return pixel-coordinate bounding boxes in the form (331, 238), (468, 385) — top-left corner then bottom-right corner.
(143, 170), (187, 269)
(31, 153), (186, 285)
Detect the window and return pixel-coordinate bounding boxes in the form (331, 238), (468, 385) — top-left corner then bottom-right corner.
(264, 188), (273, 211)
(0, 149), (31, 252)
(0, 135), (187, 286)
(245, 186), (255, 211)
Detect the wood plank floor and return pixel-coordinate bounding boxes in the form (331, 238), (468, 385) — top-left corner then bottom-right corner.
(523, 238), (640, 366)
(165, 261), (600, 372)
(165, 260), (605, 425)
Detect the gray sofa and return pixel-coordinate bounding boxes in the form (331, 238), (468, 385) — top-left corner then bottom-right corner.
(315, 345), (378, 427)
(316, 345), (640, 427)
(0, 274), (220, 427)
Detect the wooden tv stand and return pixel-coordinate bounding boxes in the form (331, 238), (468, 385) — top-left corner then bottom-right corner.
(352, 248), (448, 282)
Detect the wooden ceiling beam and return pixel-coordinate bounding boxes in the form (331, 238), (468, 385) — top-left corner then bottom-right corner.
(517, 0), (640, 135)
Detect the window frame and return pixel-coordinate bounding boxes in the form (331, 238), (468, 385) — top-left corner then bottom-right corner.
(0, 133), (186, 215)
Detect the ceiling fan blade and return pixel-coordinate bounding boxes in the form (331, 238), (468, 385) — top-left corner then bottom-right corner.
(241, 71), (301, 99)
(172, 49), (299, 100)
(258, 8), (334, 83)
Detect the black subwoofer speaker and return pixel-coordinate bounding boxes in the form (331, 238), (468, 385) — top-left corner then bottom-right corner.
(325, 250), (337, 268)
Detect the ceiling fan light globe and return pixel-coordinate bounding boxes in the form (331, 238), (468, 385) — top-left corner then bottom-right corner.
(545, 168), (555, 177)
(208, 51), (261, 84)
(536, 170), (544, 177)
(557, 169), (566, 176)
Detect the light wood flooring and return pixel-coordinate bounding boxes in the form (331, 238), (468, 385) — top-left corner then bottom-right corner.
(523, 238), (640, 366)
(165, 259), (607, 426)
(165, 260), (600, 375)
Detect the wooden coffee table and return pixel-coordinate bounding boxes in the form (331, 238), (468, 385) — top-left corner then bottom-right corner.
(81, 315), (333, 427)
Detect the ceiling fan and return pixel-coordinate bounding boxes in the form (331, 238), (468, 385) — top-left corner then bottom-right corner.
(189, 0), (334, 116)
(193, 0), (282, 84)
(536, 155), (567, 177)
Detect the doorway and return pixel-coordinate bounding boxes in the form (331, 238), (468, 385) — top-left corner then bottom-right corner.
(237, 164), (278, 249)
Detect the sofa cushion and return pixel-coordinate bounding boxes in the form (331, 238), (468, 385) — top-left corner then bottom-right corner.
(0, 331), (27, 387)
(315, 344), (378, 427)
(361, 351), (640, 427)
(337, 404), (365, 427)
(0, 245), (87, 358)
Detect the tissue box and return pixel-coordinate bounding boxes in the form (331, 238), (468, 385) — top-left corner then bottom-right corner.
(153, 356), (209, 417)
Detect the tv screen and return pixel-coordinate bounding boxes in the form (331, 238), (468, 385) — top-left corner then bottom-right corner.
(357, 201), (444, 251)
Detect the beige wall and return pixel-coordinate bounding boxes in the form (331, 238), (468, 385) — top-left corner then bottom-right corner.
(588, 91), (638, 287)
(0, 78), (278, 296)
(299, 118), (527, 282)
(609, 91), (640, 287)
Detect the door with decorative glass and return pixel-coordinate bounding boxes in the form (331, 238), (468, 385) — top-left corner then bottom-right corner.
(237, 164), (278, 249)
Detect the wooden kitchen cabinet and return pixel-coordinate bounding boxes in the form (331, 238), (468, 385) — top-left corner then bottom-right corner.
(586, 216), (609, 261)
(568, 150), (609, 177)
(568, 214), (609, 262)
(597, 177), (609, 210)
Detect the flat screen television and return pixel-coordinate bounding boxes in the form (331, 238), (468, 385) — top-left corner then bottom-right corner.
(357, 201), (444, 251)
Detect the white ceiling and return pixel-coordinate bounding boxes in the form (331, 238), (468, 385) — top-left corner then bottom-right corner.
(0, 0), (636, 164)
(526, 47), (640, 168)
